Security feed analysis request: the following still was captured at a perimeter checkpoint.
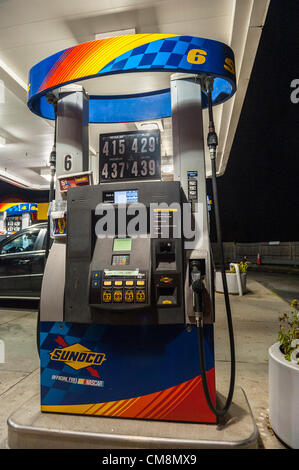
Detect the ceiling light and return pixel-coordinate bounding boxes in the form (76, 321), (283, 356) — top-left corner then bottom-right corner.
(0, 59), (27, 91)
(95, 29), (136, 41)
(40, 168), (55, 183)
(41, 173), (56, 183)
(40, 174), (52, 182)
(136, 120), (164, 132)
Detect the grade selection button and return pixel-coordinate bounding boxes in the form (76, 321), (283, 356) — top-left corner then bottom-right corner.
(103, 280), (112, 286)
(136, 290), (146, 303)
(124, 290), (134, 303)
(125, 280), (134, 286)
(102, 290), (112, 303)
(136, 280), (145, 286)
(114, 280), (123, 286)
(113, 290), (123, 303)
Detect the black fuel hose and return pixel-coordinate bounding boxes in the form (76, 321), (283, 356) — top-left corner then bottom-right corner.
(194, 83), (236, 417)
(44, 97), (57, 261)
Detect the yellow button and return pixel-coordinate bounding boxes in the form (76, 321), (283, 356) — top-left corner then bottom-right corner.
(114, 280), (123, 286)
(126, 280), (134, 286)
(102, 291), (112, 303)
(162, 300), (172, 304)
(136, 290), (146, 303)
(104, 281), (112, 286)
(137, 280), (145, 286)
(113, 290), (123, 302)
(125, 290), (134, 303)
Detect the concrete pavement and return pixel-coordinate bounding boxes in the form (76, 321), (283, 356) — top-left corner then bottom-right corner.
(247, 271), (299, 304)
(214, 276), (292, 449)
(0, 275), (293, 449)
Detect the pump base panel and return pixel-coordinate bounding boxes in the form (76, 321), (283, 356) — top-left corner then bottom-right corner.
(40, 322), (216, 424)
(8, 387), (258, 449)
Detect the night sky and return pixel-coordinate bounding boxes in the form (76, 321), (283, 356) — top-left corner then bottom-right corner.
(207, 0), (299, 242)
(0, 0), (298, 242)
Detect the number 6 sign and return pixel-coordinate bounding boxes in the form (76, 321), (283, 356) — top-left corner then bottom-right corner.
(64, 154), (73, 172)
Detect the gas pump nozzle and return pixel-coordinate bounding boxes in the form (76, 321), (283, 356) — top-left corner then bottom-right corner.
(190, 260), (204, 327)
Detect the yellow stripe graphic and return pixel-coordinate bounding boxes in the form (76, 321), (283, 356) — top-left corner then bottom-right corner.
(70, 34), (179, 80)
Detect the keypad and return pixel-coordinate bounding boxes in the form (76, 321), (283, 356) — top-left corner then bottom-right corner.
(101, 277), (146, 304)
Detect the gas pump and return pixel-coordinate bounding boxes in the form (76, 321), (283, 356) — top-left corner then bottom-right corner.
(0, 203), (38, 235)
(28, 34), (237, 424)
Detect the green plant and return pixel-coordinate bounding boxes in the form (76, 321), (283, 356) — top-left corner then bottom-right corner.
(278, 299), (299, 362)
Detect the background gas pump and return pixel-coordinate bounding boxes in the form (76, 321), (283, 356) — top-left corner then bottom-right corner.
(0, 203), (39, 235)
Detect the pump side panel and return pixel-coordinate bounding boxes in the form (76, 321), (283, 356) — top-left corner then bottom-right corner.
(40, 322), (216, 424)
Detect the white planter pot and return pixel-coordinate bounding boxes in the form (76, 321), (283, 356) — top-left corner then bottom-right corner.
(215, 271), (247, 295)
(269, 342), (299, 448)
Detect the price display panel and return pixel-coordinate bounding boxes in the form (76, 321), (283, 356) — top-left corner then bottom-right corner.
(99, 130), (161, 182)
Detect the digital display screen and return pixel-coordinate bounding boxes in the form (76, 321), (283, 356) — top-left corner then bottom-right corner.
(104, 270), (139, 276)
(114, 190), (138, 204)
(113, 238), (132, 252)
(112, 255), (130, 266)
(103, 190), (138, 203)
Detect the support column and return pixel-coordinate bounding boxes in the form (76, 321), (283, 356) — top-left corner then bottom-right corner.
(55, 84), (89, 196)
(40, 85), (89, 322)
(171, 75), (214, 322)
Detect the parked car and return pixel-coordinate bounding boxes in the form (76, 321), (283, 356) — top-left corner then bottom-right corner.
(0, 222), (48, 299)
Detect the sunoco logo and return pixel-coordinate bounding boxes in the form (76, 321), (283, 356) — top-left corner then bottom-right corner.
(49, 343), (106, 371)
